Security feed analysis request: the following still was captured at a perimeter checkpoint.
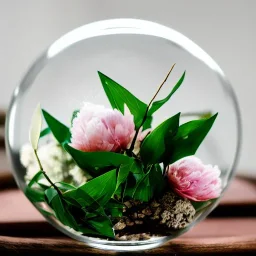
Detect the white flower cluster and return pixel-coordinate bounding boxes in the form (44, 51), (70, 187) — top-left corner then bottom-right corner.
(20, 141), (90, 186)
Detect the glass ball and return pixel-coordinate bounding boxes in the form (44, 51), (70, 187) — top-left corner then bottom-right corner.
(6, 19), (241, 251)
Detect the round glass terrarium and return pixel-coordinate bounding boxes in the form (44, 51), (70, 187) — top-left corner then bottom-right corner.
(6, 19), (241, 251)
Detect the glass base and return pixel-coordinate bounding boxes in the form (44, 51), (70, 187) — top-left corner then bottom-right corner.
(86, 241), (165, 252)
(46, 215), (169, 251)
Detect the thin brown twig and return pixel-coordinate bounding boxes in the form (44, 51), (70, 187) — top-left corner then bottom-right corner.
(148, 63), (176, 108)
(128, 64), (176, 154)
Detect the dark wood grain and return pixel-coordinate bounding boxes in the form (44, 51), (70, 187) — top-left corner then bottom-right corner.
(0, 172), (16, 190)
(0, 110), (5, 149)
(1, 218), (256, 238)
(0, 110), (5, 126)
(0, 234), (255, 255)
(0, 138), (4, 149)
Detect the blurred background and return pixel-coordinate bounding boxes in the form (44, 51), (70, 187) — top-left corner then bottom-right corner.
(0, 0), (255, 178)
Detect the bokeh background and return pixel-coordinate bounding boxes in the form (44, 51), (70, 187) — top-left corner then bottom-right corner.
(0, 0), (255, 177)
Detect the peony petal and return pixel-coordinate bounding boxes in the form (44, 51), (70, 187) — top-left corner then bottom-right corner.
(70, 102), (136, 153)
(167, 156), (222, 201)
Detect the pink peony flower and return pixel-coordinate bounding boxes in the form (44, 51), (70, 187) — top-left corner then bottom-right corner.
(167, 156), (221, 201)
(70, 102), (135, 152)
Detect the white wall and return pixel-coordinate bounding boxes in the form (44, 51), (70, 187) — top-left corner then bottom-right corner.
(0, 0), (255, 177)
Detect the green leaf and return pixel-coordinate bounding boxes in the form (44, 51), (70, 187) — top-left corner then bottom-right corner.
(168, 113), (218, 164)
(64, 188), (100, 211)
(105, 199), (124, 218)
(63, 183), (106, 216)
(149, 164), (165, 197)
(116, 164), (130, 190)
(40, 127), (51, 138)
(45, 187), (58, 204)
(140, 113), (180, 164)
(133, 171), (152, 202)
(116, 159), (142, 190)
(98, 71), (147, 129)
(143, 115), (153, 130)
(64, 143), (131, 176)
(87, 216), (114, 238)
(27, 170), (44, 187)
(45, 188), (79, 229)
(71, 109), (79, 125)
(42, 109), (71, 144)
(29, 103), (42, 150)
(25, 186), (45, 202)
(148, 72), (186, 116)
(192, 198), (217, 212)
(55, 182), (76, 192)
(64, 169), (117, 207)
(122, 161), (145, 200)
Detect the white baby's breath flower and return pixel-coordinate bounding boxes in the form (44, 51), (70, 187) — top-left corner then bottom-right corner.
(20, 143), (35, 167)
(69, 165), (91, 186)
(20, 141), (89, 186)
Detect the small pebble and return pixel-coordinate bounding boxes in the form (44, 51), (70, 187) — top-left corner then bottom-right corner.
(113, 221), (126, 230)
(142, 207), (152, 216)
(138, 213), (145, 219)
(124, 201), (132, 208)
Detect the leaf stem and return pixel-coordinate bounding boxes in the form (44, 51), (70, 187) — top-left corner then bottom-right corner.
(34, 149), (62, 196)
(128, 64), (176, 154)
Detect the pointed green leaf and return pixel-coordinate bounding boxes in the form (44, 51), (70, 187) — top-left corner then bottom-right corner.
(98, 71), (147, 129)
(87, 216), (114, 238)
(27, 170), (44, 187)
(45, 187), (58, 204)
(55, 182), (76, 192)
(64, 188), (103, 212)
(132, 164), (165, 202)
(25, 186), (45, 202)
(116, 164), (131, 190)
(148, 72), (185, 116)
(149, 164), (165, 197)
(29, 103), (42, 150)
(122, 161), (145, 200)
(116, 159), (142, 190)
(143, 115), (153, 130)
(133, 171), (152, 202)
(45, 188), (79, 229)
(64, 169), (117, 207)
(140, 113), (180, 164)
(105, 199), (124, 218)
(40, 127), (51, 138)
(64, 143), (131, 176)
(168, 113), (218, 164)
(42, 109), (71, 144)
